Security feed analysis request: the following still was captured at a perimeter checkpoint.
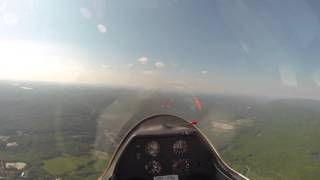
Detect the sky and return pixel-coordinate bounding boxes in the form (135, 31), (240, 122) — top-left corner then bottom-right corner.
(1, 0), (320, 98)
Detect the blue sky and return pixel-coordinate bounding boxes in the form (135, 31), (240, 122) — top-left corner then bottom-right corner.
(1, 0), (320, 98)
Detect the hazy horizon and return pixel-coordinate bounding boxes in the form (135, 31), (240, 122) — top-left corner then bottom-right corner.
(2, 0), (320, 99)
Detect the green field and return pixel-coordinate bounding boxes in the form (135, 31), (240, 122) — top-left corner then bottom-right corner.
(217, 100), (320, 180)
(42, 154), (108, 179)
(1, 82), (320, 179)
(43, 155), (94, 175)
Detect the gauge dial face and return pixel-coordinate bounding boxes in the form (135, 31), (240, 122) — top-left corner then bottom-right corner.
(145, 160), (162, 175)
(172, 158), (190, 175)
(145, 141), (160, 157)
(173, 140), (187, 155)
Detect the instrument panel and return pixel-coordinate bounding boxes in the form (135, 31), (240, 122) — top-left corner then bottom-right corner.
(143, 139), (190, 176)
(115, 134), (216, 180)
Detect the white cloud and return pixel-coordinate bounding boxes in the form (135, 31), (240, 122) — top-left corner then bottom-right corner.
(97, 24), (107, 34)
(138, 56), (148, 65)
(101, 64), (110, 69)
(201, 70), (208, 74)
(127, 64), (134, 68)
(311, 71), (320, 87)
(240, 42), (249, 54)
(3, 13), (18, 26)
(20, 86), (33, 90)
(155, 61), (165, 68)
(79, 7), (92, 19)
(279, 66), (298, 87)
(140, 70), (153, 75)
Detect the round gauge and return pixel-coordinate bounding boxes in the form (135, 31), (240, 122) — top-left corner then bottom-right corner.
(145, 141), (160, 157)
(172, 158), (191, 175)
(145, 160), (162, 175)
(173, 140), (188, 155)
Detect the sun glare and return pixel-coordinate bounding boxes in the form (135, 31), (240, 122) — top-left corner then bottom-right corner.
(0, 41), (86, 83)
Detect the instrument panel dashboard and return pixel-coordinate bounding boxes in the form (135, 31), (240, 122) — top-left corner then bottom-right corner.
(115, 133), (216, 180)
